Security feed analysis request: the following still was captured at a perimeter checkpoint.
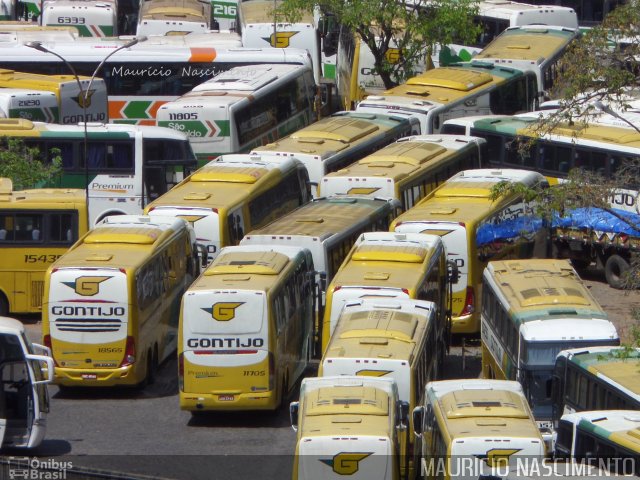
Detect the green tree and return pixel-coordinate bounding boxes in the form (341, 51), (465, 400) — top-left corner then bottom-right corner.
(277, 0), (481, 89)
(0, 138), (62, 190)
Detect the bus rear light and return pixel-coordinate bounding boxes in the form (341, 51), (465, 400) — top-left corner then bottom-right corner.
(402, 288), (409, 295)
(43, 335), (59, 367)
(460, 287), (475, 317)
(119, 336), (136, 367)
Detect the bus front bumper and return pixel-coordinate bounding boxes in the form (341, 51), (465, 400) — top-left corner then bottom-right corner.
(54, 365), (138, 387)
(180, 390), (277, 411)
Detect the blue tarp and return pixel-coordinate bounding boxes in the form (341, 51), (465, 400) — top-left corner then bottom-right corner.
(476, 216), (544, 246)
(552, 207), (640, 236)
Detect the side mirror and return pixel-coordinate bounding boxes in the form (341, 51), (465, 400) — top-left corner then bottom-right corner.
(398, 400), (410, 430)
(290, 401), (299, 432)
(197, 243), (208, 269)
(412, 406), (424, 436)
(26, 354), (55, 384)
(447, 260), (459, 284)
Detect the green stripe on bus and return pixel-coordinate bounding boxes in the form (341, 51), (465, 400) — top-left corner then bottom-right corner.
(122, 101), (153, 120)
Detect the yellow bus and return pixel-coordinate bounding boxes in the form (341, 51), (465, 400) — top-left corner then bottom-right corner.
(481, 259), (619, 441)
(252, 111), (420, 196)
(319, 134), (485, 211)
(321, 231), (450, 355)
(391, 168), (550, 335)
(0, 178), (88, 316)
(555, 410), (640, 475)
(412, 379), (546, 480)
(319, 298), (440, 479)
(289, 376), (408, 480)
(144, 154), (311, 264)
(240, 196), (400, 352)
(0, 68), (108, 124)
(42, 214), (200, 387)
(179, 244), (317, 412)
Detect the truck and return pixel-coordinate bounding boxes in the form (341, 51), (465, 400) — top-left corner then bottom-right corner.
(552, 206), (640, 289)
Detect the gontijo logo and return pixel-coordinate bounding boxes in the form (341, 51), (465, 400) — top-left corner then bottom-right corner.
(62, 276), (111, 296)
(475, 448), (521, 468)
(355, 369), (392, 377)
(201, 302), (244, 321)
(262, 31), (298, 48)
(320, 452), (373, 475)
(72, 89), (95, 109)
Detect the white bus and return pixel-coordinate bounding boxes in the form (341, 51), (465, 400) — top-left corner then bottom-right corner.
(41, 0), (117, 37)
(0, 316), (54, 449)
(437, 0), (578, 66)
(156, 63), (318, 165)
(0, 33), (310, 125)
(137, 0), (212, 36)
(0, 119), (197, 226)
(0, 88), (58, 122)
(238, 0), (321, 84)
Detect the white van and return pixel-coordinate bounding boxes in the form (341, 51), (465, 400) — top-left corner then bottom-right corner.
(0, 317), (54, 449)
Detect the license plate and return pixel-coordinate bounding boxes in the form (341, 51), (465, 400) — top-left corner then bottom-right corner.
(218, 395), (234, 401)
(82, 374), (97, 380)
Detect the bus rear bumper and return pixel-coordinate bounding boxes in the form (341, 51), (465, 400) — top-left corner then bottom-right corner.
(180, 390), (277, 411)
(54, 365), (137, 387)
(451, 314), (477, 334)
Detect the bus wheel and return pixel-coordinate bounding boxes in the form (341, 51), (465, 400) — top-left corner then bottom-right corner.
(0, 294), (8, 316)
(605, 255), (630, 289)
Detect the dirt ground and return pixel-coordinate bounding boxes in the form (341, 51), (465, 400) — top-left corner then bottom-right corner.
(580, 266), (640, 345)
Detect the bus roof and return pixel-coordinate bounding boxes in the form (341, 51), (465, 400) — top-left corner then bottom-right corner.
(189, 244), (308, 292)
(0, 68), (95, 88)
(139, 0), (209, 23)
(427, 379), (541, 440)
(239, 0), (315, 25)
(190, 63), (309, 93)
(366, 63), (523, 108)
(298, 376), (396, 437)
(477, 0), (576, 21)
(322, 135), (484, 184)
(563, 410), (640, 454)
(54, 215), (189, 269)
(144, 156), (301, 211)
(253, 112), (410, 160)
(330, 232), (443, 290)
(323, 298), (435, 363)
(559, 347), (640, 399)
(0, 118), (190, 140)
(485, 259), (610, 324)
(0, 178), (85, 205)
(243, 197), (394, 240)
(469, 114), (640, 150)
(392, 168), (544, 225)
(473, 26), (579, 64)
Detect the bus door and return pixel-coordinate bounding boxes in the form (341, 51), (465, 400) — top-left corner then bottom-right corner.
(0, 331), (54, 448)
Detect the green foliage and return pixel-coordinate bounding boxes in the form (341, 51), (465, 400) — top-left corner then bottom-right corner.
(0, 138), (62, 190)
(538, 0), (640, 126)
(276, 0), (481, 89)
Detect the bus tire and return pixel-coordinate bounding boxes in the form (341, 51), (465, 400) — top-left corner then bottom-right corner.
(605, 255), (630, 289)
(0, 294), (8, 316)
